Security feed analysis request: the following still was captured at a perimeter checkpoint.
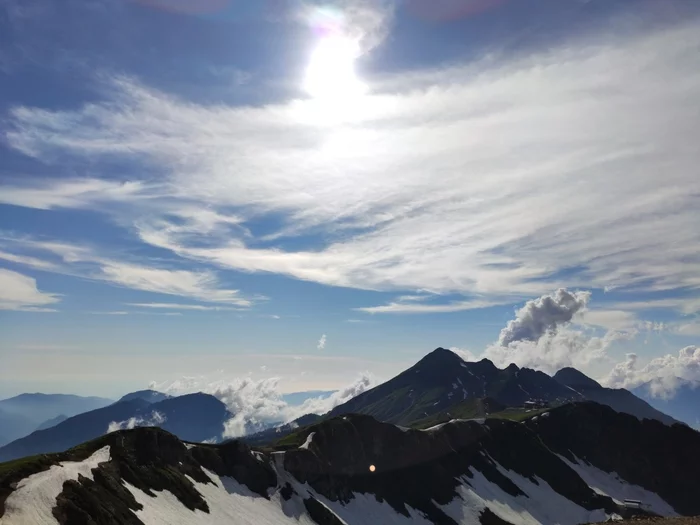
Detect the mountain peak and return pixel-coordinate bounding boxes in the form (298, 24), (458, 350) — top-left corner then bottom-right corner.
(554, 367), (602, 390)
(118, 389), (170, 404)
(416, 347), (464, 367)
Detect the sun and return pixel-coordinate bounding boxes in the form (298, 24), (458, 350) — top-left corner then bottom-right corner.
(304, 35), (367, 102)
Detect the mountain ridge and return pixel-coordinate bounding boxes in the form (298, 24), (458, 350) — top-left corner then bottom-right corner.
(2, 401), (698, 525)
(329, 348), (676, 427)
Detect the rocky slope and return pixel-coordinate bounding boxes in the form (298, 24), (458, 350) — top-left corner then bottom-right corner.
(1, 401), (697, 525)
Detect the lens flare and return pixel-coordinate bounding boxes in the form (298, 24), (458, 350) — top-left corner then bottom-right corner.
(304, 35), (367, 100)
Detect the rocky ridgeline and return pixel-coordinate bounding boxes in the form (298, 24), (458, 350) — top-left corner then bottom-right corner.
(1, 401), (699, 525)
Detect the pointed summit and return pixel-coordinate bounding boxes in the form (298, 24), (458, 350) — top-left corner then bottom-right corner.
(554, 367), (602, 390)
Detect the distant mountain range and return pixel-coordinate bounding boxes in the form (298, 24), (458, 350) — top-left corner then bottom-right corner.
(327, 348), (678, 427)
(2, 401), (699, 525)
(0, 392), (230, 463)
(0, 348), (688, 461)
(633, 379), (700, 428)
(0, 393), (113, 446)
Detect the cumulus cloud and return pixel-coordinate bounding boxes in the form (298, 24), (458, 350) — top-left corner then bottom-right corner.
(485, 327), (632, 374)
(294, 373), (375, 416)
(4, 21), (700, 310)
(498, 289), (590, 346)
(0, 268), (60, 311)
(317, 334), (327, 350)
(605, 346), (700, 398)
(106, 410), (166, 434)
(149, 372), (375, 439)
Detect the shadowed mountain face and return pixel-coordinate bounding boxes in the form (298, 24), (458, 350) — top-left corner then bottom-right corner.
(328, 348), (676, 427)
(553, 368), (679, 426)
(328, 348), (583, 426)
(1, 402), (698, 525)
(0, 393), (231, 463)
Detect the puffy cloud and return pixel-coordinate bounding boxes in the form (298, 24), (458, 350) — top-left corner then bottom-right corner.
(150, 372), (375, 439)
(106, 410), (166, 434)
(604, 346), (700, 398)
(317, 334), (327, 350)
(498, 289), (590, 346)
(212, 377), (289, 438)
(294, 373), (375, 416)
(0, 268), (60, 311)
(485, 327), (631, 375)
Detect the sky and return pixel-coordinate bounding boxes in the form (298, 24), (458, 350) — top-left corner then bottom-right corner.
(1, 0), (699, 402)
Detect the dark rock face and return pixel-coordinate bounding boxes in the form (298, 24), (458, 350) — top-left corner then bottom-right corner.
(527, 402), (700, 516)
(3, 403), (698, 525)
(40, 428), (275, 525)
(282, 414), (613, 523)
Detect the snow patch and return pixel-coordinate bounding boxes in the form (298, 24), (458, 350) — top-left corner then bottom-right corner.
(557, 454), (678, 516)
(299, 432), (315, 450)
(440, 460), (608, 525)
(2, 446), (111, 525)
(125, 467), (317, 525)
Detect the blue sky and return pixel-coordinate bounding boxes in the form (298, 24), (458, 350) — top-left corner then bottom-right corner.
(1, 0), (699, 400)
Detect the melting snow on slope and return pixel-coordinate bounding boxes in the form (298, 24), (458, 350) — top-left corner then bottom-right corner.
(125, 467), (317, 525)
(557, 454), (677, 516)
(439, 460), (608, 525)
(299, 432), (316, 450)
(271, 453), (432, 525)
(2, 446), (111, 525)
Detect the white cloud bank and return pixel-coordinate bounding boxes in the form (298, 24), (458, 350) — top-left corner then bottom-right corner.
(3, 21), (700, 312)
(605, 347), (700, 398)
(149, 373), (375, 438)
(317, 334), (327, 351)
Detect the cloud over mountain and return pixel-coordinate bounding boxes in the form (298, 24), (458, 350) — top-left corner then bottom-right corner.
(605, 346), (700, 398)
(498, 289), (590, 346)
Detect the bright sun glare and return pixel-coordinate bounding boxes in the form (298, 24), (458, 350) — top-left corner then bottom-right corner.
(304, 35), (367, 101)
